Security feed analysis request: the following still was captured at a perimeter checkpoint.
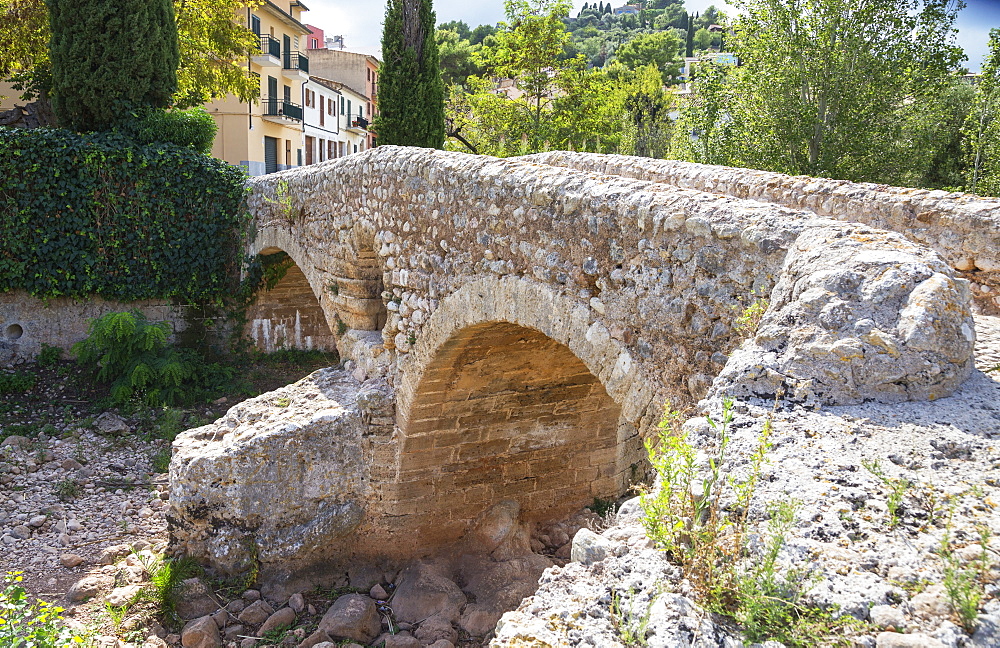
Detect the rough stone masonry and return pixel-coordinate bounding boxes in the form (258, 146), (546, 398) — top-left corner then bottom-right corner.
(169, 147), (981, 582)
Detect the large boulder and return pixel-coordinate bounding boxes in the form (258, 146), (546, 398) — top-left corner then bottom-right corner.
(710, 225), (975, 406)
(169, 369), (373, 576)
(317, 594), (380, 643)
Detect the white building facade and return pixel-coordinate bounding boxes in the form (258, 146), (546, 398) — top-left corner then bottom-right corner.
(302, 75), (369, 163)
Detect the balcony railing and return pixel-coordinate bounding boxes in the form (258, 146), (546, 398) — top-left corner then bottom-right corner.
(283, 51), (309, 74)
(259, 35), (280, 59)
(262, 97), (303, 121)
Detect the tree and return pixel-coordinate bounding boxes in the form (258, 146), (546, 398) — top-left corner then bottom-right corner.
(172, 0), (264, 108)
(475, 0), (581, 147)
(1, 0), (261, 108)
(437, 28), (483, 87)
(49, 0), (179, 132)
(720, 0), (965, 183)
(376, 0), (446, 148)
(438, 20), (471, 41)
(692, 27), (712, 51)
(966, 28), (1000, 195)
(614, 30), (684, 84)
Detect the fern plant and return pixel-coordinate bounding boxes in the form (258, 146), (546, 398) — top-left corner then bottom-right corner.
(72, 311), (194, 406)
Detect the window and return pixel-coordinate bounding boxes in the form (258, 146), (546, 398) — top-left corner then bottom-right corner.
(328, 140), (334, 159)
(251, 15), (261, 35)
(310, 38), (318, 48)
(319, 96), (324, 126)
(340, 96), (345, 115)
(328, 98), (333, 116)
(367, 69), (371, 81)
(319, 139), (325, 162)
(283, 85), (291, 102)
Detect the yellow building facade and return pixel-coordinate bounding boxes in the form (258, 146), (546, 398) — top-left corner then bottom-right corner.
(207, 1), (312, 175)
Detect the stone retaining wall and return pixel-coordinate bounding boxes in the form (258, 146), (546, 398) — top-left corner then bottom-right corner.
(0, 291), (214, 366)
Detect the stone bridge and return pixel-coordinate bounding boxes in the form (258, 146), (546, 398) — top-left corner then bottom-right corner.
(170, 147), (989, 581)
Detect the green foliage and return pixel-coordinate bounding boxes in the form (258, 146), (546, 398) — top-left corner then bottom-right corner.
(172, 0), (263, 108)
(940, 520), (989, 633)
(48, 0), (179, 132)
(54, 478), (81, 501)
(119, 107), (218, 154)
(36, 344), (62, 368)
(614, 31), (684, 84)
(610, 588), (655, 647)
(0, 571), (90, 647)
(0, 128), (249, 302)
(717, 0), (965, 184)
(151, 447), (172, 473)
(377, 0), (446, 148)
(436, 28), (484, 87)
(136, 554), (202, 623)
(733, 292), (769, 340)
(862, 459), (912, 528)
(966, 28), (1000, 196)
(0, 370), (36, 395)
(73, 311), (188, 406)
(1, 0), (260, 109)
(72, 310), (237, 407)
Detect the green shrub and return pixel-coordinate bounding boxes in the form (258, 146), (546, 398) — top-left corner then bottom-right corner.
(73, 311), (240, 407)
(0, 370), (36, 395)
(73, 311), (193, 406)
(36, 344), (62, 368)
(0, 571), (89, 646)
(0, 128), (249, 302)
(120, 107), (218, 154)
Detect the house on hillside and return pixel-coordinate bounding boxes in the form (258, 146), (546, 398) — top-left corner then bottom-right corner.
(613, 4), (641, 15)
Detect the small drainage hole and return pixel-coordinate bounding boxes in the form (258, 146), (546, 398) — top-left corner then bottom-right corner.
(5, 324), (23, 341)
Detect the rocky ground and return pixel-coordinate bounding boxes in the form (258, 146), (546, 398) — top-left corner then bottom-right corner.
(2, 320), (998, 648)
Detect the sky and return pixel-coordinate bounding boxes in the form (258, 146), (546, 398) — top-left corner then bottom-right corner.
(302, 0), (998, 71)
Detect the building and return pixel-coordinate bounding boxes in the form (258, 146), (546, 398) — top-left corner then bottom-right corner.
(305, 24), (323, 50)
(205, 1), (312, 175)
(613, 4), (641, 15)
(308, 49), (380, 149)
(302, 76), (369, 163)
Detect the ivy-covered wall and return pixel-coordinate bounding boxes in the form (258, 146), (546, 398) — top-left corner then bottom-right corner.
(0, 128), (249, 302)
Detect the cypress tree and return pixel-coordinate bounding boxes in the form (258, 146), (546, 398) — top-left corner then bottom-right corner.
(686, 13), (695, 57)
(49, 0), (178, 132)
(375, 0), (445, 148)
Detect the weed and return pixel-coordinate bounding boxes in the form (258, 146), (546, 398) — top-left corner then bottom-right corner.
(137, 554), (202, 623)
(940, 518), (988, 634)
(55, 479), (82, 501)
(0, 370), (36, 395)
(407, 333), (416, 346)
(327, 280), (340, 296)
(336, 319), (348, 336)
(151, 448), (172, 473)
(640, 399), (770, 607)
(155, 408), (186, 442)
(1, 571), (90, 645)
(257, 624), (292, 645)
(733, 290), (770, 339)
(264, 178), (296, 222)
(589, 497), (617, 519)
(105, 602), (129, 632)
(37, 343), (63, 367)
(610, 588), (655, 647)
(274, 396), (291, 408)
(861, 460), (911, 528)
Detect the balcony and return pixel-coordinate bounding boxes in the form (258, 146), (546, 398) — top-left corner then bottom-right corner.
(254, 35), (281, 67)
(261, 97), (303, 123)
(345, 115), (369, 132)
(283, 52), (309, 80)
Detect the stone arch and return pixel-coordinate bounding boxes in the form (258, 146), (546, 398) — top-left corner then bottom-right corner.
(247, 233), (336, 352)
(391, 277), (658, 545)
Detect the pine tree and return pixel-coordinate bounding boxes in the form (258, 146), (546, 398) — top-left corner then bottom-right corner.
(49, 0), (178, 132)
(375, 0), (445, 148)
